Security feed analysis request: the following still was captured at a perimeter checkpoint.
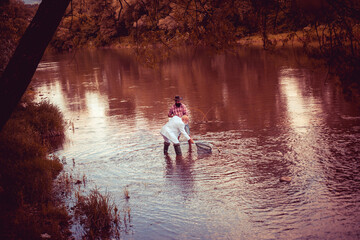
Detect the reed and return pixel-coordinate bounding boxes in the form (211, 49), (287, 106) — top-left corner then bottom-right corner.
(82, 173), (87, 187)
(124, 186), (130, 199)
(75, 188), (120, 239)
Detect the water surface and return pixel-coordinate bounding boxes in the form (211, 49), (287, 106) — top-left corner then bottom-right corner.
(33, 47), (360, 239)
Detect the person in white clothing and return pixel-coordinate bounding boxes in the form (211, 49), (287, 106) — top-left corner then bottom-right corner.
(161, 115), (194, 155)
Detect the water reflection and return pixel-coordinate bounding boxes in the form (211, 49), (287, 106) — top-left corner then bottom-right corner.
(34, 48), (295, 132)
(32, 47), (360, 240)
(164, 151), (195, 200)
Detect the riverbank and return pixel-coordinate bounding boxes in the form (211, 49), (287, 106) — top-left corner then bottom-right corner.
(236, 31), (310, 48)
(0, 87), (125, 239)
(0, 91), (71, 239)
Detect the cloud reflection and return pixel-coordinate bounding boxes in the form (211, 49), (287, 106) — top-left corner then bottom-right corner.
(279, 68), (311, 132)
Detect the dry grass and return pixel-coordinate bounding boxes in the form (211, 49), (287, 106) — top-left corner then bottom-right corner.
(75, 188), (121, 239)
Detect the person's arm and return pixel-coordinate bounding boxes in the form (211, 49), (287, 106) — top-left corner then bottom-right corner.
(182, 104), (188, 115)
(178, 122), (193, 143)
(168, 105), (174, 117)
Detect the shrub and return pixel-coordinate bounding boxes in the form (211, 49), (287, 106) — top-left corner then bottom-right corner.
(0, 100), (68, 239)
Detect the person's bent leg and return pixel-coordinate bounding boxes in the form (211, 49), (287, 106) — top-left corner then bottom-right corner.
(174, 143), (182, 156)
(163, 136), (171, 154)
(164, 142), (170, 154)
(166, 133), (181, 155)
(163, 142), (170, 154)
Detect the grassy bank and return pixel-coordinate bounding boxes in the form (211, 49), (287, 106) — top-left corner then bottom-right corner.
(0, 91), (128, 239)
(0, 96), (70, 239)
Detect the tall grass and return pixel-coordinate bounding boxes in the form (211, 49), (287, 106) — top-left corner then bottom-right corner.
(12, 100), (65, 138)
(0, 100), (70, 239)
(0, 90), (129, 239)
(75, 188), (121, 239)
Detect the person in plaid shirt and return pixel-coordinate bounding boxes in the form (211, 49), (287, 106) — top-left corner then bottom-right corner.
(168, 95), (191, 144)
(168, 95), (188, 118)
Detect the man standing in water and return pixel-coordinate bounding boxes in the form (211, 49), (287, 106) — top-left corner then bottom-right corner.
(161, 115), (194, 155)
(168, 95), (191, 143)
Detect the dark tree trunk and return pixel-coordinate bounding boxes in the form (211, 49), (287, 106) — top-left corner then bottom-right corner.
(0, 0), (71, 131)
(0, 0), (10, 6)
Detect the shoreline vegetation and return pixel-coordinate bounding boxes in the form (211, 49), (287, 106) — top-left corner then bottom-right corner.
(0, 0), (359, 238)
(0, 89), (125, 239)
(2, 0), (359, 97)
(0, 91), (70, 239)
(47, 0), (359, 101)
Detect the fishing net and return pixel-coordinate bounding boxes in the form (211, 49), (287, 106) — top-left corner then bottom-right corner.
(195, 142), (212, 154)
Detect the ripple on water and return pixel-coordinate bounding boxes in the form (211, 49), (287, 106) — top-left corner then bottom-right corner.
(33, 48), (360, 240)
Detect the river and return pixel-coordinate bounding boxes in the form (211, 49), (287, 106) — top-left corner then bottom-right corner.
(32, 47), (360, 239)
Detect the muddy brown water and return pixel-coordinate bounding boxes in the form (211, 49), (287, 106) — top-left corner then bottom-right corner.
(32, 47), (360, 239)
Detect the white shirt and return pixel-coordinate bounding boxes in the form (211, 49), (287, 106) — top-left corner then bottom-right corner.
(160, 116), (190, 144)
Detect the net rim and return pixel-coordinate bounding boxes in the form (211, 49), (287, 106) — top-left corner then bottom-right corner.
(195, 142), (212, 151)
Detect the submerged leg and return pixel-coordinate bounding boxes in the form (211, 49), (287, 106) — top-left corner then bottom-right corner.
(164, 142), (170, 154)
(174, 143), (182, 156)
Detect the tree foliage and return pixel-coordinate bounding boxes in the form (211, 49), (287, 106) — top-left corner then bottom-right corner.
(1, 0), (360, 94)
(295, 0), (360, 95)
(0, 0), (37, 74)
(51, 0), (300, 50)
(0, 0), (71, 131)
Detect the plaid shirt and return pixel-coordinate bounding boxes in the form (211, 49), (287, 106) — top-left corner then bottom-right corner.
(168, 103), (188, 117)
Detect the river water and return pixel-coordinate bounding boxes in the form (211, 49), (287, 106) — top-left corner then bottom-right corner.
(32, 47), (360, 239)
